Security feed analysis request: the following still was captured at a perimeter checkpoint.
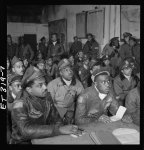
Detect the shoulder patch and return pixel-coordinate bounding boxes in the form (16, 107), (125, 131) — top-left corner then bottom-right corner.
(13, 101), (23, 109)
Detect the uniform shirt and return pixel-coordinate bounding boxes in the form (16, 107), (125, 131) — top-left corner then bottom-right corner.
(47, 77), (84, 117)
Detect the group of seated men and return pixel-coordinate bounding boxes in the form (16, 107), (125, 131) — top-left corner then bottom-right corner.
(7, 32), (140, 144)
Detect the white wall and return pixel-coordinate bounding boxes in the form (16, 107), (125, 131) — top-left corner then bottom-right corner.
(43, 5), (121, 52)
(121, 5), (140, 39)
(7, 23), (49, 44)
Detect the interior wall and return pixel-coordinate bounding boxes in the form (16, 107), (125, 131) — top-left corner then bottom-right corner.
(43, 5), (121, 53)
(121, 5), (140, 39)
(7, 23), (49, 44)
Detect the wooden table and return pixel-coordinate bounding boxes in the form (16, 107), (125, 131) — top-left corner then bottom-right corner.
(31, 121), (139, 145)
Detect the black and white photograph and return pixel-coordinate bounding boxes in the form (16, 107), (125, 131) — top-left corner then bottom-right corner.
(5, 5), (140, 145)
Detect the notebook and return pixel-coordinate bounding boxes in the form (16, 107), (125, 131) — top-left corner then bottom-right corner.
(110, 106), (127, 122)
(112, 128), (140, 144)
(90, 130), (121, 144)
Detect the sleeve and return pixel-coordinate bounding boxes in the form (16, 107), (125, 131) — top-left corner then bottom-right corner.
(83, 43), (89, 53)
(11, 100), (62, 140)
(47, 81), (56, 101)
(47, 94), (63, 125)
(125, 91), (140, 125)
(75, 95), (99, 125)
(113, 78), (127, 100)
(76, 81), (84, 96)
(119, 45), (125, 60)
(58, 44), (64, 56)
(108, 98), (119, 115)
(28, 44), (34, 60)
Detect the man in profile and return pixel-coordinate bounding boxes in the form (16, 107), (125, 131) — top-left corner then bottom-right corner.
(10, 65), (80, 144)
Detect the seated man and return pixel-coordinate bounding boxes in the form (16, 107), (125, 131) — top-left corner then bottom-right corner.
(45, 57), (58, 79)
(10, 66), (80, 144)
(113, 57), (139, 106)
(8, 56), (24, 87)
(125, 80), (140, 126)
(47, 59), (84, 125)
(7, 75), (22, 143)
(75, 67), (119, 125)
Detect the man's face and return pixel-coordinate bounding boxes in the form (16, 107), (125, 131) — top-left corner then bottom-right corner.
(122, 67), (132, 76)
(37, 53), (42, 59)
(95, 74), (111, 94)
(51, 34), (57, 42)
(78, 52), (83, 58)
(69, 56), (74, 65)
(74, 37), (78, 42)
(104, 59), (110, 66)
(87, 35), (92, 41)
(60, 66), (73, 81)
(7, 59), (10, 70)
(92, 65), (100, 73)
(113, 40), (119, 47)
(42, 39), (46, 44)
(23, 59), (28, 67)
(37, 63), (44, 70)
(47, 58), (53, 66)
(124, 36), (130, 43)
(84, 59), (89, 66)
(7, 37), (11, 45)
(129, 40), (135, 47)
(13, 61), (24, 76)
(9, 81), (22, 96)
(30, 78), (47, 98)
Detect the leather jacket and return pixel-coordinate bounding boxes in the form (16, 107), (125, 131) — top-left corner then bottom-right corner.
(11, 91), (63, 144)
(75, 84), (119, 125)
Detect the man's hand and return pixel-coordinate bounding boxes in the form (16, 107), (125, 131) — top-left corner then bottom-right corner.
(59, 125), (80, 135)
(98, 114), (111, 123)
(122, 114), (133, 123)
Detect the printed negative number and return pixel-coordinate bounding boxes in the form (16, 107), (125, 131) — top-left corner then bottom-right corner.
(1, 95), (6, 102)
(0, 77), (6, 82)
(0, 66), (5, 76)
(0, 103), (6, 109)
(0, 87), (6, 92)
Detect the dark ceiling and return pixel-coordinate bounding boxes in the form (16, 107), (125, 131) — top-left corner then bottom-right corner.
(7, 5), (46, 16)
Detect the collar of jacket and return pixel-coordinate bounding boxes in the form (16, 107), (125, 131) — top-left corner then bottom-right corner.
(60, 76), (76, 86)
(119, 72), (136, 81)
(49, 40), (60, 45)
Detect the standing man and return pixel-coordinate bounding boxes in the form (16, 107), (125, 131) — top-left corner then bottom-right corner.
(7, 35), (18, 60)
(129, 36), (140, 73)
(7, 75), (22, 143)
(83, 33), (99, 59)
(47, 33), (64, 62)
(75, 67), (119, 125)
(10, 65), (80, 144)
(47, 59), (84, 125)
(17, 36), (34, 62)
(38, 36), (48, 60)
(119, 32), (133, 61)
(69, 36), (82, 57)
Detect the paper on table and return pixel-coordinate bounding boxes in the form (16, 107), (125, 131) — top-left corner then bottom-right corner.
(112, 128), (139, 144)
(110, 106), (127, 122)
